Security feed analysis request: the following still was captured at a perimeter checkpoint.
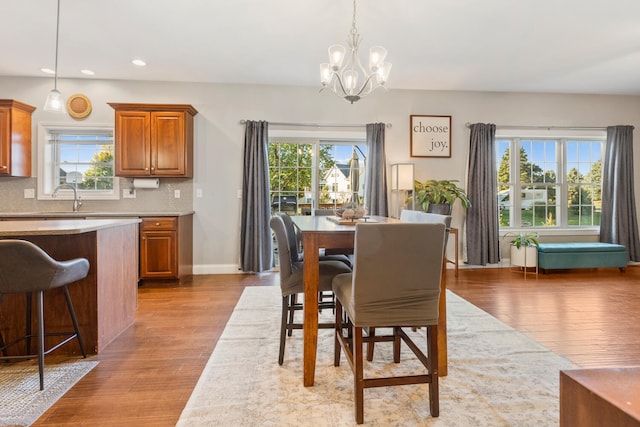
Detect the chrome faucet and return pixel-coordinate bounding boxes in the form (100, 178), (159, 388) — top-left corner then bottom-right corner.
(52, 184), (82, 212)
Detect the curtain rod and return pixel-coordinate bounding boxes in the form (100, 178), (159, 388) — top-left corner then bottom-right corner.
(240, 120), (392, 129)
(464, 122), (606, 131)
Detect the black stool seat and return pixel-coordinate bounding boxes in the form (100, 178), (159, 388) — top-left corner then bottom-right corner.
(0, 239), (89, 390)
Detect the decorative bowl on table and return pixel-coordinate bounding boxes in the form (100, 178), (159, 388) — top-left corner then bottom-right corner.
(335, 203), (367, 220)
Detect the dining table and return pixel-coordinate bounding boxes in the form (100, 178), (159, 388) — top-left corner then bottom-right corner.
(292, 215), (450, 387)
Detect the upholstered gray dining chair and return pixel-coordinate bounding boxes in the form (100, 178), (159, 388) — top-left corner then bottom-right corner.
(270, 216), (352, 365)
(277, 212), (351, 267)
(0, 239), (89, 390)
(332, 222), (446, 424)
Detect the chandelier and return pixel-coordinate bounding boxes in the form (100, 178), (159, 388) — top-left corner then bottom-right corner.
(320, 0), (392, 104)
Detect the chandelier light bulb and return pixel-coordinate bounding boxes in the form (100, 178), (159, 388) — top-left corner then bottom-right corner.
(328, 45), (346, 70)
(343, 70), (358, 93)
(320, 63), (332, 85)
(376, 62), (392, 84)
(368, 46), (387, 71)
(319, 0), (391, 104)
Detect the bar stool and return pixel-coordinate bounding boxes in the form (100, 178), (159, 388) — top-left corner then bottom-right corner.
(0, 239), (89, 390)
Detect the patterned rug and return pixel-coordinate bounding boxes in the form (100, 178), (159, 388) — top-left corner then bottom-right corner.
(177, 287), (575, 426)
(0, 358), (98, 426)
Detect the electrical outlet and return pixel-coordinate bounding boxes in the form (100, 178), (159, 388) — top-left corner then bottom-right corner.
(174, 189), (181, 198)
(24, 188), (35, 199)
(237, 189), (242, 199)
(123, 188), (136, 198)
(196, 188), (203, 198)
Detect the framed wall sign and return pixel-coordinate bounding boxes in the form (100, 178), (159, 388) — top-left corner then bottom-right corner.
(410, 115), (452, 158)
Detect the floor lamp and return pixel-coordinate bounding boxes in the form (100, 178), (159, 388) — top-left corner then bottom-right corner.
(390, 163), (415, 218)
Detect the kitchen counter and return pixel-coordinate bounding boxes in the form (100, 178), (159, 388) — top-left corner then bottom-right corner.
(0, 218), (141, 235)
(0, 218), (140, 355)
(0, 211), (194, 218)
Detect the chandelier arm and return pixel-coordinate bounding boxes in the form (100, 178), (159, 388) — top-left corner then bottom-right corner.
(354, 74), (377, 97)
(333, 72), (350, 97)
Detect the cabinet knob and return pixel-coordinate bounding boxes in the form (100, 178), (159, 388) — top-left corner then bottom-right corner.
(0, 165), (6, 169)
(155, 222), (161, 226)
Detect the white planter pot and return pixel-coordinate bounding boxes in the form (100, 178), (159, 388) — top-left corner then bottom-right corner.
(510, 245), (538, 267)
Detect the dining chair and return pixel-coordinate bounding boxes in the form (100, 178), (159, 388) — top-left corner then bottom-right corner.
(361, 210), (453, 360)
(332, 222), (446, 424)
(276, 212), (351, 267)
(0, 239), (89, 390)
(270, 215), (352, 365)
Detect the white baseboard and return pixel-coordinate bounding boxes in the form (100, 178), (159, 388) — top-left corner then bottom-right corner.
(193, 264), (243, 274)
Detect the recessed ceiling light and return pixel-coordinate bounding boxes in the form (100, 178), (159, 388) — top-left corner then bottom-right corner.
(41, 68), (56, 75)
(131, 59), (146, 67)
(80, 69), (95, 75)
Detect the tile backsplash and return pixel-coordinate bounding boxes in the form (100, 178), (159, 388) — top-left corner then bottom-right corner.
(0, 177), (193, 213)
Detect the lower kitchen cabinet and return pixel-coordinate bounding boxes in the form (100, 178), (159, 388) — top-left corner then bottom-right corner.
(140, 215), (193, 280)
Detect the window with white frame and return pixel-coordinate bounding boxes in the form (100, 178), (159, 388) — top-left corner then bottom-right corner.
(268, 136), (366, 215)
(38, 124), (119, 200)
(496, 132), (604, 229)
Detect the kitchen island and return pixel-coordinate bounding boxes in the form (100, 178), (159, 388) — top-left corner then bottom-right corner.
(0, 219), (140, 355)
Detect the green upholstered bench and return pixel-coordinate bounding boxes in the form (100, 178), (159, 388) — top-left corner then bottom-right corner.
(537, 242), (628, 272)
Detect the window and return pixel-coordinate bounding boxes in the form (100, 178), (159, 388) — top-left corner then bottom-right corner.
(268, 136), (366, 215)
(497, 134), (604, 229)
(38, 124), (119, 200)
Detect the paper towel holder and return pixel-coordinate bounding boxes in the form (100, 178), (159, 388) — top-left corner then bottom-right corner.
(132, 178), (160, 189)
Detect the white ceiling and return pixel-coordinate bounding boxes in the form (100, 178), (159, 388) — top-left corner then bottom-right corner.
(3, 0), (640, 95)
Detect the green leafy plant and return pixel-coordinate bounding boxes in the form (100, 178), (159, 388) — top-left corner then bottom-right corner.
(409, 179), (471, 212)
(505, 231), (540, 249)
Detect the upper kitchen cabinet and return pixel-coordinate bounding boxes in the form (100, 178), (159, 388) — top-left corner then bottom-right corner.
(0, 99), (36, 177)
(108, 103), (198, 178)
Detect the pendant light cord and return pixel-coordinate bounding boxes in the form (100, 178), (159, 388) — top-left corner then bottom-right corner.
(53, 0), (60, 90)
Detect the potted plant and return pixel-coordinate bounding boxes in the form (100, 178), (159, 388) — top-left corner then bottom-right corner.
(410, 179), (471, 214)
(506, 231), (539, 268)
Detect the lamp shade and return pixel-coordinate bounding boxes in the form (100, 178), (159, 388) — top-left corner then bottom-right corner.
(368, 46), (387, 71)
(328, 44), (346, 69)
(391, 163), (414, 190)
(44, 89), (65, 113)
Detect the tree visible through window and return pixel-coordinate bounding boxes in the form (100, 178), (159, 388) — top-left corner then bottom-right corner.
(268, 138), (366, 215)
(38, 124), (119, 200)
(497, 136), (603, 228)
(55, 134), (115, 190)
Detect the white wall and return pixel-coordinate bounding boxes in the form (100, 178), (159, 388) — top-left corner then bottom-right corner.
(1, 76), (639, 271)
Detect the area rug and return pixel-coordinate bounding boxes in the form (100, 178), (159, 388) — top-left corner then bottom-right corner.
(177, 287), (575, 426)
(0, 359), (98, 427)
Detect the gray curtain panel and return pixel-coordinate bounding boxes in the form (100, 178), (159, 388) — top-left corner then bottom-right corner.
(240, 120), (273, 272)
(466, 123), (500, 265)
(600, 125), (640, 261)
(364, 123), (388, 216)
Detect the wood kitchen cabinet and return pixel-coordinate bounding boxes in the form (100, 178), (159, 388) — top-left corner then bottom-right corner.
(139, 215), (193, 280)
(108, 103), (198, 178)
(0, 99), (36, 177)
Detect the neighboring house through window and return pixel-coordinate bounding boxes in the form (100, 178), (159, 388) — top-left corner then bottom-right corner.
(38, 124), (119, 200)
(268, 130), (366, 215)
(496, 129), (604, 229)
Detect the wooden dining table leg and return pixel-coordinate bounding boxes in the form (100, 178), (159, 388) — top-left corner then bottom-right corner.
(438, 256), (448, 377)
(302, 233), (320, 387)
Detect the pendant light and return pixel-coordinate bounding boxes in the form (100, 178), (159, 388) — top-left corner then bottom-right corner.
(44, 0), (65, 113)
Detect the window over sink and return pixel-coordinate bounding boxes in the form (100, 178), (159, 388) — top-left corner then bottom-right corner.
(37, 123), (120, 200)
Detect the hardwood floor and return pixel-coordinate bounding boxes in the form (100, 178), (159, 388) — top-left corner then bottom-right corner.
(33, 266), (640, 426)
